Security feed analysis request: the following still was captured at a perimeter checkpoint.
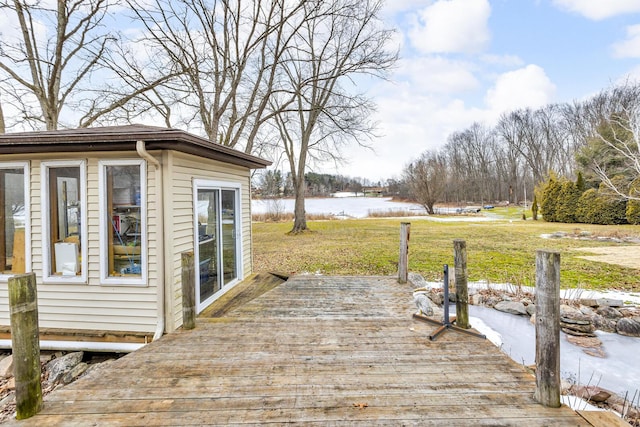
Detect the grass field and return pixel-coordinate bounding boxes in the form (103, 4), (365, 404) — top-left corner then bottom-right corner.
(252, 211), (640, 292)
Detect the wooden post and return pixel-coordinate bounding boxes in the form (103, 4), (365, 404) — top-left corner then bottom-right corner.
(181, 251), (196, 330)
(534, 249), (561, 408)
(453, 239), (469, 329)
(398, 222), (410, 284)
(8, 273), (42, 419)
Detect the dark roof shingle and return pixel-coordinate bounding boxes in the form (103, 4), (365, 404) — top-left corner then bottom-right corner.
(0, 124), (271, 169)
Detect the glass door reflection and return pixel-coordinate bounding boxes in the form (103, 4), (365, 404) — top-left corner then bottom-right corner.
(197, 189), (219, 303)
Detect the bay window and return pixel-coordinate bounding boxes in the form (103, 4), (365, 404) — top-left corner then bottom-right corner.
(42, 161), (87, 282)
(0, 163), (29, 277)
(99, 160), (146, 285)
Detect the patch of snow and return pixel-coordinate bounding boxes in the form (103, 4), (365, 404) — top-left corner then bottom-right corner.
(469, 316), (502, 347)
(561, 395), (605, 412)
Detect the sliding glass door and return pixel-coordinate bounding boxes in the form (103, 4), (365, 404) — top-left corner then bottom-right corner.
(194, 181), (241, 312)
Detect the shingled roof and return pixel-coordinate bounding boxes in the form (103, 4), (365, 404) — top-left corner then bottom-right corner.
(0, 124), (271, 169)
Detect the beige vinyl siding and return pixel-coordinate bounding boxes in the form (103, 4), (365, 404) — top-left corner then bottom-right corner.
(167, 151), (253, 331)
(0, 153), (159, 334)
(0, 147), (256, 336)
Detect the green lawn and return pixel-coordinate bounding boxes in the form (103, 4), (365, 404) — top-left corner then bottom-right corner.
(252, 217), (640, 292)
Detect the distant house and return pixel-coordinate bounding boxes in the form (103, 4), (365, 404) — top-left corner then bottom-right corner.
(0, 125), (270, 351)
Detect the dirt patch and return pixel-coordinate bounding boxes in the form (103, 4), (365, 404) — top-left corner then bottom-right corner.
(575, 246), (640, 269)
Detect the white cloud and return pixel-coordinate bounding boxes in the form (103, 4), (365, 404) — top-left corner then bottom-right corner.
(611, 24), (640, 58)
(480, 54), (525, 68)
(408, 0), (491, 54)
(383, 0), (435, 16)
(394, 56), (479, 94)
(484, 65), (556, 117)
(339, 83), (492, 179)
(552, 0), (640, 20)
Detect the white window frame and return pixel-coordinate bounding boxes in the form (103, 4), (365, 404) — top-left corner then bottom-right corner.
(98, 159), (147, 286)
(193, 179), (243, 312)
(0, 161), (31, 281)
(41, 160), (88, 284)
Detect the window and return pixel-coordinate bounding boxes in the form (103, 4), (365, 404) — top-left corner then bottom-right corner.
(0, 163), (29, 278)
(42, 161), (87, 282)
(99, 160), (146, 285)
(193, 180), (242, 312)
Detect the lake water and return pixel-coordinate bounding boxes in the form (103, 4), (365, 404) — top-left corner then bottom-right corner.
(252, 195), (640, 400)
(252, 195), (428, 218)
(251, 195), (499, 221)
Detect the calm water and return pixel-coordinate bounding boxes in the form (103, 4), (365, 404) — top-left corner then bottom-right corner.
(251, 196), (427, 218)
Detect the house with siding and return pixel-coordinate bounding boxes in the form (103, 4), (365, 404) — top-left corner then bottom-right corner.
(0, 125), (270, 351)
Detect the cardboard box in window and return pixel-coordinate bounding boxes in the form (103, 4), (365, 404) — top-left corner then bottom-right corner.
(54, 242), (79, 275)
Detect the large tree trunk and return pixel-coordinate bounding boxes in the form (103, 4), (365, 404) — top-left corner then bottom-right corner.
(0, 99), (5, 134)
(290, 181), (308, 233)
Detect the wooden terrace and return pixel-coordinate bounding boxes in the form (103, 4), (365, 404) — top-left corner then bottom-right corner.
(11, 275), (597, 425)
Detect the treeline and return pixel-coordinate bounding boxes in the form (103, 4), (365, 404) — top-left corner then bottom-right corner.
(255, 171), (380, 198)
(404, 83), (640, 215)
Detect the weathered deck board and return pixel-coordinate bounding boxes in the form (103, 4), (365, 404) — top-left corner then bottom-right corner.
(9, 275), (590, 426)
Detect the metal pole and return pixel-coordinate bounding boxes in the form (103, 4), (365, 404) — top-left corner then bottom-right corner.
(443, 264), (449, 325)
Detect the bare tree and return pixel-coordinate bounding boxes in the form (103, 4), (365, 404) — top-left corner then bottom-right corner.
(269, 0), (397, 233)
(0, 96), (5, 133)
(404, 150), (448, 214)
(587, 105), (640, 201)
(0, 0), (115, 130)
(125, 0), (308, 152)
(76, 33), (183, 128)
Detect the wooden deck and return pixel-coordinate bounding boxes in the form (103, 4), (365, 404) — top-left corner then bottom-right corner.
(11, 275), (592, 426)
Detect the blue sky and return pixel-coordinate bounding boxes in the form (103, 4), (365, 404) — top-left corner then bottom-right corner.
(330, 0), (640, 182)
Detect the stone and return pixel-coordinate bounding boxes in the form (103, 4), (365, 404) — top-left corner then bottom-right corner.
(471, 294), (484, 306)
(430, 292), (444, 306)
(595, 298), (623, 308)
(560, 304), (587, 319)
(566, 335), (605, 357)
(525, 303), (535, 316)
(560, 307), (595, 334)
(494, 301), (528, 316)
(616, 317), (640, 337)
(579, 298), (599, 307)
(592, 314), (617, 333)
(46, 351), (84, 385)
(560, 317), (591, 326)
(0, 355), (13, 378)
(566, 335), (602, 349)
(570, 385), (611, 403)
(413, 292), (434, 316)
(560, 305), (593, 328)
(62, 362), (88, 385)
(579, 305), (595, 316)
(408, 273), (429, 289)
(484, 296), (500, 308)
(596, 306), (622, 320)
(561, 327), (596, 337)
(529, 313), (536, 325)
(619, 307), (640, 317)
(583, 348), (606, 358)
